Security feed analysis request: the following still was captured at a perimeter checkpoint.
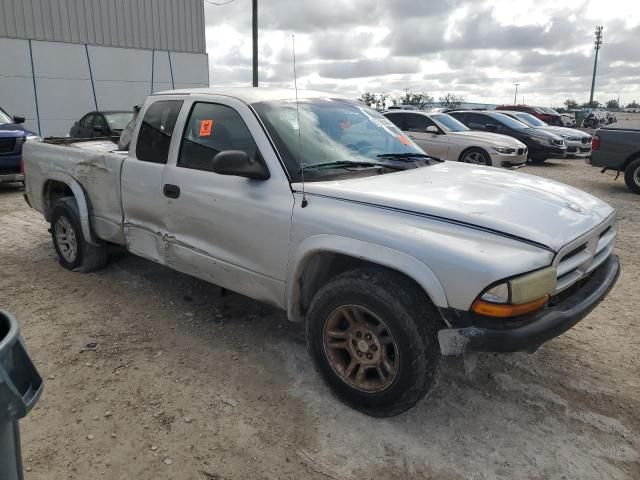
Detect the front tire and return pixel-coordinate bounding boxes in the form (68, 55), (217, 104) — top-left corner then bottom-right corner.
(306, 268), (441, 417)
(51, 197), (108, 272)
(624, 158), (640, 194)
(459, 147), (492, 166)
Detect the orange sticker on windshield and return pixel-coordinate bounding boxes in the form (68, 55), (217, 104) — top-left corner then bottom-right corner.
(397, 134), (410, 145)
(199, 120), (213, 136)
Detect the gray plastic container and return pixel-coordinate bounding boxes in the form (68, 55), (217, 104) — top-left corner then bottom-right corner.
(0, 310), (43, 480)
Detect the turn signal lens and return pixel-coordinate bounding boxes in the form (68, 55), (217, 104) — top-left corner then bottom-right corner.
(471, 295), (549, 318)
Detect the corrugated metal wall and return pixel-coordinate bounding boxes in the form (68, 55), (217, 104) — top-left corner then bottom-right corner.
(0, 0), (206, 53)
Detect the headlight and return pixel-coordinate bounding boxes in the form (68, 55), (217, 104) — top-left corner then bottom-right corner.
(531, 136), (552, 146)
(472, 266), (557, 318)
(25, 134), (42, 142)
(492, 146), (516, 154)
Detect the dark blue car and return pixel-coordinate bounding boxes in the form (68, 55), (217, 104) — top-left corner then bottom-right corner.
(0, 107), (39, 184)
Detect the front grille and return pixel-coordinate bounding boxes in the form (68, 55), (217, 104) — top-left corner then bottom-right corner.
(517, 148), (524, 155)
(581, 136), (591, 144)
(0, 138), (17, 154)
(554, 220), (616, 293)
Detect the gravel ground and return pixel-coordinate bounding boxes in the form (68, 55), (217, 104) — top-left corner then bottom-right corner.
(1, 158), (638, 480)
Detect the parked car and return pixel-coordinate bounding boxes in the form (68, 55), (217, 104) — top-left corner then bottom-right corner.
(496, 110), (592, 157)
(582, 110), (608, 128)
(448, 110), (567, 163)
(23, 88), (620, 416)
(383, 110), (527, 167)
(69, 111), (133, 139)
(0, 107), (39, 184)
(588, 121), (640, 193)
(559, 113), (576, 127)
(494, 105), (563, 126)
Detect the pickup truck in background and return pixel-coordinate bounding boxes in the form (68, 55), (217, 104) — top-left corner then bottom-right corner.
(589, 121), (640, 194)
(0, 107), (40, 184)
(23, 88), (620, 416)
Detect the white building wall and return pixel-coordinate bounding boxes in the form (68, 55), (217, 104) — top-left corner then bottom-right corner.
(0, 38), (209, 136)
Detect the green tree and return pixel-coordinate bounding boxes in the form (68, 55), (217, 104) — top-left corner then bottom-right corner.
(439, 93), (464, 109)
(581, 100), (601, 108)
(626, 100), (640, 108)
(605, 99), (620, 109)
(357, 92), (378, 107)
(564, 99), (579, 109)
(393, 91), (434, 109)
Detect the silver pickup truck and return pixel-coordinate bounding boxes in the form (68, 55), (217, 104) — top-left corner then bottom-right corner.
(23, 88), (620, 416)
(588, 120), (640, 194)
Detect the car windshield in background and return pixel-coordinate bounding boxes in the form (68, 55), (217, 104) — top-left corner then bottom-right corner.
(431, 113), (469, 132)
(489, 112), (530, 130)
(541, 107), (560, 115)
(510, 112), (547, 127)
(0, 109), (13, 125)
(252, 98), (427, 180)
(104, 112), (133, 130)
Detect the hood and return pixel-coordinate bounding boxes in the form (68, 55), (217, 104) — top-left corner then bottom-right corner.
(448, 130), (526, 148)
(297, 162), (614, 252)
(521, 127), (564, 140)
(0, 123), (35, 136)
(533, 126), (590, 139)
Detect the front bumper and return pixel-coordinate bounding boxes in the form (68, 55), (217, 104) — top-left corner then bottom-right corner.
(438, 255), (620, 355)
(490, 152), (527, 168)
(0, 173), (23, 184)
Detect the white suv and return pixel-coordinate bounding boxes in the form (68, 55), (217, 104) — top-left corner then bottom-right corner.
(384, 110), (527, 168)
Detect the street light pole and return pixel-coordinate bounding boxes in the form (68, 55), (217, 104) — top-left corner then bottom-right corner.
(589, 26), (603, 107)
(252, 0), (258, 87)
(513, 83), (520, 104)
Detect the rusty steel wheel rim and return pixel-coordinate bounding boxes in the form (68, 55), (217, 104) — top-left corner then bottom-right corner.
(322, 305), (399, 393)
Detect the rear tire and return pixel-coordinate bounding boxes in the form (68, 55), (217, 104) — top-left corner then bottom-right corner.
(624, 158), (640, 194)
(306, 268), (441, 417)
(51, 197), (108, 272)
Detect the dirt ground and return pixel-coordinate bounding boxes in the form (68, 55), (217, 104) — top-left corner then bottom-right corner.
(1, 158), (638, 480)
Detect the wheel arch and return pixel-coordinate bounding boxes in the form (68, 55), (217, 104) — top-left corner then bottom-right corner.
(42, 173), (96, 245)
(286, 235), (448, 322)
(458, 146), (492, 165)
(622, 150), (640, 171)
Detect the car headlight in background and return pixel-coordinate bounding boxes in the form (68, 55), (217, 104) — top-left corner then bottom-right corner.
(531, 136), (553, 146)
(492, 146), (516, 154)
(471, 266), (557, 318)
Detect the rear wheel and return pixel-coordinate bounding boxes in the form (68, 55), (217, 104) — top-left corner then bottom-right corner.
(306, 268), (441, 417)
(459, 147), (492, 166)
(51, 197), (108, 272)
(624, 158), (640, 194)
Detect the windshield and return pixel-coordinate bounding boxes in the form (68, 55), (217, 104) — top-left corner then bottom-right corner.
(431, 114), (469, 132)
(489, 112), (530, 130)
(0, 108), (13, 125)
(104, 112), (133, 130)
(509, 112), (547, 127)
(252, 98), (427, 181)
(541, 107), (559, 115)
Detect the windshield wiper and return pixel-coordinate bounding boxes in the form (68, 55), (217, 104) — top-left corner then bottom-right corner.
(298, 161), (403, 173)
(377, 152), (442, 162)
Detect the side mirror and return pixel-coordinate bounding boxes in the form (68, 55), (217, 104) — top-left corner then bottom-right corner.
(485, 123), (498, 132)
(211, 150), (270, 180)
(13, 115), (25, 124)
(425, 126), (439, 134)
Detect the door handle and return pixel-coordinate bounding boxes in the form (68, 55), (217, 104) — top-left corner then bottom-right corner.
(163, 184), (181, 199)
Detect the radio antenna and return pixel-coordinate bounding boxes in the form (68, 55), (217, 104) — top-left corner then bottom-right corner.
(292, 34), (307, 208)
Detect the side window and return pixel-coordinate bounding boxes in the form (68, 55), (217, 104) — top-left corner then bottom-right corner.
(178, 102), (259, 172)
(81, 114), (94, 128)
(466, 113), (489, 130)
(406, 114), (436, 132)
(385, 113), (406, 131)
(135, 100), (183, 164)
(93, 114), (107, 131)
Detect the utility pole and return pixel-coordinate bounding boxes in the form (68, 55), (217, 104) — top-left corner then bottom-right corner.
(513, 83), (520, 104)
(252, 0), (258, 87)
(589, 26), (603, 107)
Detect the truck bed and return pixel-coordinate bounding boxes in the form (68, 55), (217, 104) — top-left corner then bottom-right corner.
(22, 138), (128, 244)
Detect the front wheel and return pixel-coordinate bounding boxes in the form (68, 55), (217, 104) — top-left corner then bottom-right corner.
(624, 158), (640, 194)
(306, 268), (441, 417)
(459, 147), (492, 166)
(51, 197), (108, 272)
